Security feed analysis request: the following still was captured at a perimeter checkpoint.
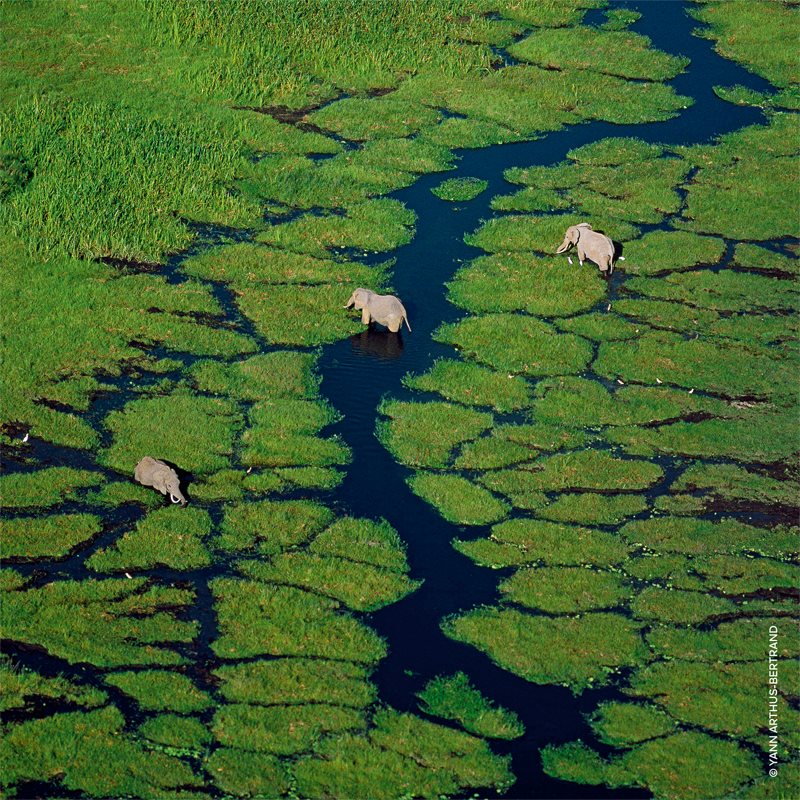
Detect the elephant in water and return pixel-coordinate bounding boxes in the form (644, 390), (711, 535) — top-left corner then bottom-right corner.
(556, 223), (616, 275)
(344, 288), (411, 333)
(134, 457), (187, 505)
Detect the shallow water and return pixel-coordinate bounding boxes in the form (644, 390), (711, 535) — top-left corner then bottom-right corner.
(316, 3), (773, 796)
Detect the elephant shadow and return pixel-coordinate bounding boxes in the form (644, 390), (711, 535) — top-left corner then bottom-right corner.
(350, 328), (405, 360)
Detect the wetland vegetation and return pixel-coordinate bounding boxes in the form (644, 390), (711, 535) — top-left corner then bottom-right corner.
(1, 1), (798, 799)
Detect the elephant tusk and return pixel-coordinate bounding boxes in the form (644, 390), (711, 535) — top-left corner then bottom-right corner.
(170, 493), (182, 504)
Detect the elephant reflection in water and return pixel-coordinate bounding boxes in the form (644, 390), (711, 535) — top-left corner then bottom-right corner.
(350, 328), (404, 359)
(556, 223), (618, 276)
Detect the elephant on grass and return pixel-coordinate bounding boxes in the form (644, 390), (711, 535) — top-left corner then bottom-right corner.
(556, 223), (616, 275)
(345, 288), (411, 333)
(134, 457), (187, 505)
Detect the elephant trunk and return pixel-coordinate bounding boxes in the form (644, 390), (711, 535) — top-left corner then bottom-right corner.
(344, 294), (355, 309)
(556, 237), (572, 254)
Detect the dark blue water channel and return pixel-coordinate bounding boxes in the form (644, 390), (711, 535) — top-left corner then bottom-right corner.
(316, 3), (770, 797)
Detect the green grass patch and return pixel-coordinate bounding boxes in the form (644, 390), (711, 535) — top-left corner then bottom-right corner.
(0, 706), (201, 797)
(217, 499), (333, 554)
(454, 435), (536, 470)
(435, 314), (594, 377)
(105, 669), (212, 713)
(443, 608), (645, 692)
(619, 231), (726, 275)
(589, 702), (675, 746)
(237, 283), (367, 346)
(403, 359), (532, 412)
(508, 27), (688, 81)
(0, 658), (107, 713)
(417, 672), (524, 739)
(2, 578), (195, 666)
(620, 517), (796, 558)
(239, 552), (420, 612)
(100, 391), (242, 475)
(446, 252), (607, 316)
(538, 493), (648, 525)
(625, 269), (799, 312)
(408, 473), (509, 526)
(205, 747), (289, 797)
(733, 242), (800, 276)
(485, 450), (663, 493)
(594, 331), (797, 399)
(606, 408), (797, 463)
(213, 702), (364, 755)
(310, 516), (410, 572)
(648, 617), (799, 663)
(256, 199), (415, 258)
(431, 177), (488, 202)
(2, 513), (102, 560)
(189, 351), (319, 400)
(214, 658), (374, 708)
(499, 566), (630, 613)
(377, 400), (493, 468)
(210, 579), (386, 663)
(87, 507), (212, 572)
(139, 713), (211, 752)
(630, 587), (736, 624)
(454, 518), (632, 568)
(555, 312), (646, 341)
(182, 242), (384, 288)
(672, 463), (798, 507)
(0, 467), (103, 510)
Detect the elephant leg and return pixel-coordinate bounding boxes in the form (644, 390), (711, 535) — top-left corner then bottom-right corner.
(577, 245), (586, 266)
(361, 309), (371, 325)
(388, 318), (401, 333)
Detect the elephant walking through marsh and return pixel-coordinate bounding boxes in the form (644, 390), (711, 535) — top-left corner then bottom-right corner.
(556, 223), (616, 275)
(134, 456), (187, 505)
(345, 288), (411, 333)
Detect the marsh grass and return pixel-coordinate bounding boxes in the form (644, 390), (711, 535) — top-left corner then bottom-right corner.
(0, 468), (103, 510)
(87, 507), (213, 572)
(217, 499), (333, 554)
(105, 670), (212, 713)
(672, 463), (799, 507)
(210, 579), (386, 663)
(403, 359), (532, 412)
(538, 493), (648, 525)
(554, 312), (646, 341)
(139, 713), (211, 751)
(205, 747), (288, 797)
(0, 658), (107, 713)
(182, 242), (386, 288)
(431, 177), (488, 202)
(443, 608), (646, 692)
(417, 672), (524, 739)
(508, 27), (689, 81)
(733, 242), (800, 276)
(435, 314), (594, 376)
(407, 473), (509, 526)
(1, 513), (102, 560)
(1, 578), (196, 667)
(589, 702), (676, 746)
(309, 517), (410, 571)
(310, 96), (441, 140)
(499, 566), (631, 613)
(0, 706), (201, 797)
(377, 400), (493, 468)
(214, 658), (374, 708)
(446, 252), (606, 316)
(256, 198), (416, 257)
(619, 231), (726, 275)
(630, 587), (736, 624)
(239, 552), (420, 612)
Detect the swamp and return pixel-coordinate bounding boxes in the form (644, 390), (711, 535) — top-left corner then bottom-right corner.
(0, 1), (798, 799)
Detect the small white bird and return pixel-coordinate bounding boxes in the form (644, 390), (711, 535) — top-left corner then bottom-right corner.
(567, 256), (573, 265)
(22, 433), (29, 443)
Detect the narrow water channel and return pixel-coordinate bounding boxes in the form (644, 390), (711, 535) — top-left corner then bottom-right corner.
(315, 3), (771, 796)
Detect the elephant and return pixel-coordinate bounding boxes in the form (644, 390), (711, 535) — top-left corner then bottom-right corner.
(556, 223), (616, 275)
(134, 457), (187, 505)
(344, 288), (411, 333)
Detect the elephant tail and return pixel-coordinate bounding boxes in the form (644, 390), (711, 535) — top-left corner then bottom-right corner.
(404, 316), (412, 332)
